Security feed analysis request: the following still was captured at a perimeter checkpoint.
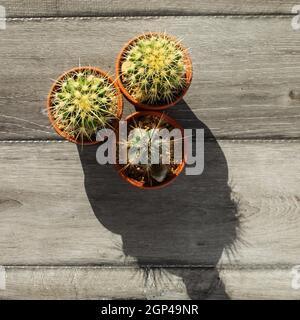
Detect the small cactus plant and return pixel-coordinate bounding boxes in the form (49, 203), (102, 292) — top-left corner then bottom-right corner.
(119, 33), (191, 106)
(48, 67), (121, 144)
(117, 112), (185, 188)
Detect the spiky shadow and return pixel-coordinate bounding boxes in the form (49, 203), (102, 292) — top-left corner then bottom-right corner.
(77, 101), (238, 299)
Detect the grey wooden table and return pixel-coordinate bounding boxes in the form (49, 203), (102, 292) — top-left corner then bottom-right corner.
(0, 0), (299, 299)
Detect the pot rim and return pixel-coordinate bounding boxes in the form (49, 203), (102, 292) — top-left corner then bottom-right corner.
(115, 111), (186, 190)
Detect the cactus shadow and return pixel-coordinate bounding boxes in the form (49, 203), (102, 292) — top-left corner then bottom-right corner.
(77, 100), (238, 299)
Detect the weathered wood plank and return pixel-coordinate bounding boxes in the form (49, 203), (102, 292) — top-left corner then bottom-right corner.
(0, 141), (299, 267)
(1, 0), (297, 17)
(0, 266), (299, 300)
(0, 17), (299, 140)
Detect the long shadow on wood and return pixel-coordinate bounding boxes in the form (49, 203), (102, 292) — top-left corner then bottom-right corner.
(77, 100), (238, 299)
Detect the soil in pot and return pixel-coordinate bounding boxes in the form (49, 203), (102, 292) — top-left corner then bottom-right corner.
(47, 66), (123, 144)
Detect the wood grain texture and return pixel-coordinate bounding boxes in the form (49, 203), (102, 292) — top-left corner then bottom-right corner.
(2, 0), (297, 17)
(0, 266), (299, 299)
(0, 141), (299, 267)
(0, 266), (219, 300)
(0, 9), (299, 300)
(0, 16), (299, 140)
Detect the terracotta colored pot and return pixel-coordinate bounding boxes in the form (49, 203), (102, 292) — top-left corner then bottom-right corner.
(116, 32), (193, 111)
(47, 66), (123, 145)
(115, 111), (186, 189)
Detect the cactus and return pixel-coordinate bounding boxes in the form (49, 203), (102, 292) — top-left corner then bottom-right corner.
(121, 33), (188, 104)
(49, 68), (119, 143)
(119, 114), (182, 186)
(127, 128), (170, 183)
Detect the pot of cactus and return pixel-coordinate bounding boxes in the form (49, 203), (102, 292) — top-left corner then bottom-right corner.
(115, 111), (185, 189)
(47, 66), (123, 144)
(116, 32), (192, 110)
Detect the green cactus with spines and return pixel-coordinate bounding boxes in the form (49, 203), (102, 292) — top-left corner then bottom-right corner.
(50, 69), (119, 143)
(121, 33), (188, 104)
(118, 114), (180, 186)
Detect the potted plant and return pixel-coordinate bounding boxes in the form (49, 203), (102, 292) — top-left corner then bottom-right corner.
(116, 32), (193, 110)
(115, 111), (185, 189)
(47, 66), (123, 144)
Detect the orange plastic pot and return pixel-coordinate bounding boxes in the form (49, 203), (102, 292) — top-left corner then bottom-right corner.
(115, 111), (186, 190)
(116, 32), (193, 111)
(47, 66), (123, 145)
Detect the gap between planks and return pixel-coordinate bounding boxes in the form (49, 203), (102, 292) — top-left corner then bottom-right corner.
(2, 0), (297, 18)
(0, 139), (299, 144)
(0, 265), (298, 269)
(5, 15), (295, 22)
